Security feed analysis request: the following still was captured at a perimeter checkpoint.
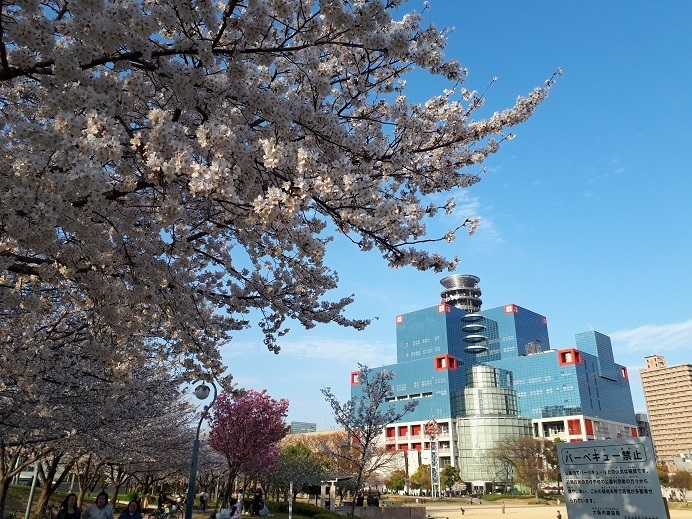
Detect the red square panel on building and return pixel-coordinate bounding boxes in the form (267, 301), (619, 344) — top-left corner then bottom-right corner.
(584, 419), (594, 436)
(558, 348), (583, 366)
(567, 419), (582, 435)
(437, 303), (450, 313)
(435, 354), (458, 371)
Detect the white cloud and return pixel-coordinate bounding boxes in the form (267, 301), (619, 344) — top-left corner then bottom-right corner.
(222, 336), (395, 366)
(447, 190), (504, 244)
(278, 337), (396, 366)
(452, 190), (482, 219)
(609, 319), (692, 354)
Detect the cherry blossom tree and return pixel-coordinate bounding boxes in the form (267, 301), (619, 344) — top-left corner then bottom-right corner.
(208, 389), (289, 502)
(194, 443), (227, 504)
(0, 0), (557, 385)
(322, 364), (417, 514)
(0, 443), (52, 511)
(273, 442), (326, 500)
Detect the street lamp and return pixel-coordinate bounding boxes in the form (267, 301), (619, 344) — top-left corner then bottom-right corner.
(185, 380), (218, 519)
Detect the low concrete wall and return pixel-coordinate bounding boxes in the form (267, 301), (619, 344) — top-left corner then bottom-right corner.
(358, 507), (427, 519)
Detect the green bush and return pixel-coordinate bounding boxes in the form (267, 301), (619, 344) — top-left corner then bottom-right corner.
(125, 491), (140, 504)
(268, 502), (338, 518)
(270, 502), (288, 514)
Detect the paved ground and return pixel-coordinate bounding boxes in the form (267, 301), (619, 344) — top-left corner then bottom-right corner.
(423, 500), (692, 519)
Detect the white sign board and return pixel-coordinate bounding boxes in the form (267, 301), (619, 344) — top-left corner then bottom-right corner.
(557, 437), (667, 519)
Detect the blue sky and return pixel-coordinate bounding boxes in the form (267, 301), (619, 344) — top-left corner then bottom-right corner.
(220, 1), (692, 429)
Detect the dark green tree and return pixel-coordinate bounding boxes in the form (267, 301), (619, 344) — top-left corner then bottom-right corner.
(658, 464), (670, 486)
(441, 465), (461, 490)
(410, 464), (431, 491)
(386, 470), (407, 492)
(274, 442), (326, 499)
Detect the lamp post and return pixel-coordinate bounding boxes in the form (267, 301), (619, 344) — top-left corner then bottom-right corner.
(185, 380), (218, 519)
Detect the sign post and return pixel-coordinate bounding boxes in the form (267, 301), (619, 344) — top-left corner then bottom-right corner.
(557, 437), (668, 519)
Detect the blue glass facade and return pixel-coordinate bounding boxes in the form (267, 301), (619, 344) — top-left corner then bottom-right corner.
(351, 302), (636, 430)
(374, 304), (478, 421)
(479, 304), (551, 359)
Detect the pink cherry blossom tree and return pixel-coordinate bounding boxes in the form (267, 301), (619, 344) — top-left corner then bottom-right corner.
(208, 389), (289, 501)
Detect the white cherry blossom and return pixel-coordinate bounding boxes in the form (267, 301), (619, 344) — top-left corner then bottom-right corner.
(0, 0), (556, 394)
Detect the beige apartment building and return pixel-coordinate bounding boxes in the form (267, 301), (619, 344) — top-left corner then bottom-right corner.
(640, 355), (692, 464)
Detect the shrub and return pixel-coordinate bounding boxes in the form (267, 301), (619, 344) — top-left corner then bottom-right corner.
(125, 491), (140, 504)
(268, 502), (339, 518)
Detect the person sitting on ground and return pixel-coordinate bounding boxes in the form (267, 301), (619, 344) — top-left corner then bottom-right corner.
(229, 498), (241, 519)
(56, 493), (82, 519)
(118, 501), (142, 519)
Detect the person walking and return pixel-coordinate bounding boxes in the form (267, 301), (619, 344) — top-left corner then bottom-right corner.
(56, 493), (82, 519)
(118, 502), (142, 519)
(82, 492), (113, 519)
(199, 492), (207, 512)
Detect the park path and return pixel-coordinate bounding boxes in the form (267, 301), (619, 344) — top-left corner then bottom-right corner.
(423, 501), (692, 519)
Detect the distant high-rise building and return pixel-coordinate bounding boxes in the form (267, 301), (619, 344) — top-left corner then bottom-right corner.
(640, 355), (692, 464)
(289, 421), (317, 434)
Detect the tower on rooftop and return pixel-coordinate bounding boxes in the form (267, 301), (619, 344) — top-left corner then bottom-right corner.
(440, 274), (482, 312)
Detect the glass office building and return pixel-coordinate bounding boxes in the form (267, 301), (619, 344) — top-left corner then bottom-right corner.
(351, 274), (638, 488)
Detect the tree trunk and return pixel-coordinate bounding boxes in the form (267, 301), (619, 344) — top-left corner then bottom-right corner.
(108, 465), (131, 508)
(34, 453), (76, 515)
(75, 454), (104, 508)
(111, 482), (122, 509)
(0, 443), (48, 512)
